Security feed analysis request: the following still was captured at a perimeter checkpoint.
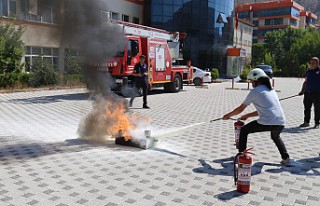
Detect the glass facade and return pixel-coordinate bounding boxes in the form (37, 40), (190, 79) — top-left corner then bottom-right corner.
(144, 0), (234, 75)
(307, 17), (316, 25)
(253, 8), (291, 18)
(265, 18), (283, 26)
(291, 8), (300, 17)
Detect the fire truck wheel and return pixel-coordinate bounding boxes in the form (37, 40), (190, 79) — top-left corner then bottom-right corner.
(193, 77), (202, 86)
(164, 74), (182, 93)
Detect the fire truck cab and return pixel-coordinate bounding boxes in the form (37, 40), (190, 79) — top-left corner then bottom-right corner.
(106, 20), (193, 93)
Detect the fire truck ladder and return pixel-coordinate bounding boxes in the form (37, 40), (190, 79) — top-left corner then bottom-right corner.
(112, 20), (179, 42)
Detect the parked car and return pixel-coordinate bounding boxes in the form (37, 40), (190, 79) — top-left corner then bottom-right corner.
(193, 67), (212, 86)
(256, 64), (273, 78)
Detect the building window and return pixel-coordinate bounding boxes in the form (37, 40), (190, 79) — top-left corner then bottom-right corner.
(42, 6), (58, 24)
(0, 0), (16, 17)
(253, 20), (259, 27)
(132, 17), (140, 24)
(253, 8), (291, 18)
(24, 1), (59, 24)
(238, 12), (250, 18)
(265, 18), (283, 26)
(307, 17), (316, 25)
(122, 14), (129, 22)
(111, 12), (119, 20)
(290, 19), (298, 27)
(25, 46), (59, 71)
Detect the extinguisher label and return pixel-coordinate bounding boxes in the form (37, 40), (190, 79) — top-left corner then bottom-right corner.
(235, 127), (241, 142)
(238, 163), (251, 184)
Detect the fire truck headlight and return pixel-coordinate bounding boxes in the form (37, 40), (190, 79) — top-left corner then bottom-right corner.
(113, 61), (118, 67)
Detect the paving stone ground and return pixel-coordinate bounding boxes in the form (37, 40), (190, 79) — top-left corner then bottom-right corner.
(0, 78), (319, 206)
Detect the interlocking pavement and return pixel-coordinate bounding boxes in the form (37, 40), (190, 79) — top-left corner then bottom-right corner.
(0, 78), (319, 206)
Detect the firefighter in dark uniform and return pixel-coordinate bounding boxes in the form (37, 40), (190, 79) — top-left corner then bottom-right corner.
(299, 57), (320, 129)
(129, 55), (150, 109)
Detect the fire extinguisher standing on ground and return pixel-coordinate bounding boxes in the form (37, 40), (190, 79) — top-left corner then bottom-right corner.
(234, 119), (245, 149)
(234, 148), (254, 193)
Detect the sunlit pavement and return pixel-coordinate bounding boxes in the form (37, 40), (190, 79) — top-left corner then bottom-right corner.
(0, 78), (319, 206)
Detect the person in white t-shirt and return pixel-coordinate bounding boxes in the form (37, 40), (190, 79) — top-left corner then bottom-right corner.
(223, 69), (290, 165)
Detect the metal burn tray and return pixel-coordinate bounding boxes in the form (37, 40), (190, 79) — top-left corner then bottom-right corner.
(115, 130), (154, 150)
(115, 136), (146, 149)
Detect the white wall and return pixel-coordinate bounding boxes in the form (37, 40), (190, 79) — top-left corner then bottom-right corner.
(106, 0), (143, 23)
(234, 22), (253, 61)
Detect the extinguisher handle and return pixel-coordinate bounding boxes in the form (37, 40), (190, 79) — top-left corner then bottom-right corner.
(244, 147), (254, 153)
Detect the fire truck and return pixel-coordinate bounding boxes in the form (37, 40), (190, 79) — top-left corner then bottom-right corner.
(105, 20), (193, 93)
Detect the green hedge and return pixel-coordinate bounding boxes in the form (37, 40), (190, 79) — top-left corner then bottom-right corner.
(210, 68), (219, 80)
(63, 74), (84, 86)
(0, 73), (29, 88)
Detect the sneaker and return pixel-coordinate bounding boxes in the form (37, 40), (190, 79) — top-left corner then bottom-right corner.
(280, 158), (292, 166)
(299, 122), (310, 127)
(314, 124), (319, 129)
(143, 105), (150, 109)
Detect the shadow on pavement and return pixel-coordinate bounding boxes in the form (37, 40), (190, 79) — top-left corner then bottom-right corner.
(193, 156), (320, 177)
(265, 156), (320, 176)
(283, 126), (314, 134)
(0, 138), (142, 163)
(193, 157), (276, 177)
(9, 92), (90, 104)
(151, 148), (188, 158)
(214, 190), (246, 201)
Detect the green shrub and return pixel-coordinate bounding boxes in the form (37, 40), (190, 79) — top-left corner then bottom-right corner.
(18, 72), (30, 86)
(64, 53), (84, 75)
(29, 58), (58, 87)
(296, 64), (308, 77)
(0, 72), (29, 88)
(240, 65), (251, 80)
(210, 68), (219, 80)
(64, 74), (84, 86)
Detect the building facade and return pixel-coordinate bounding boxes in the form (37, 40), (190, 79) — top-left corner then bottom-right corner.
(144, 0), (235, 76)
(108, 0), (144, 24)
(0, 0), (143, 72)
(236, 0), (317, 43)
(225, 19), (253, 77)
(234, 19), (253, 61)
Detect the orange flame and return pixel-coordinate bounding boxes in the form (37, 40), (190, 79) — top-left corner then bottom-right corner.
(104, 100), (138, 141)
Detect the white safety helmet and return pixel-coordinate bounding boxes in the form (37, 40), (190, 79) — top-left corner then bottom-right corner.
(247, 68), (268, 81)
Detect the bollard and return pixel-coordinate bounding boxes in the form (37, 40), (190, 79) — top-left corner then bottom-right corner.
(272, 79), (275, 88)
(232, 78), (235, 89)
(247, 82), (250, 90)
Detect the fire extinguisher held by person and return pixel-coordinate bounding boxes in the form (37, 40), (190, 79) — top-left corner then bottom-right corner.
(222, 68), (291, 165)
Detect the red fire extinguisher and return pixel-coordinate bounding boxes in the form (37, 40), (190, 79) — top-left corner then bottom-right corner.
(234, 119), (245, 149)
(234, 147), (254, 193)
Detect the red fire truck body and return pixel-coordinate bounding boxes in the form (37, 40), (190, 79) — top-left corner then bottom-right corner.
(106, 20), (193, 93)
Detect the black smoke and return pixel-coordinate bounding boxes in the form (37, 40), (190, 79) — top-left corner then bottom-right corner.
(58, 0), (129, 141)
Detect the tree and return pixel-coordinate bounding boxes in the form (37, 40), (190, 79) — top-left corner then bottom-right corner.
(0, 22), (25, 74)
(251, 43), (265, 66)
(262, 27), (320, 76)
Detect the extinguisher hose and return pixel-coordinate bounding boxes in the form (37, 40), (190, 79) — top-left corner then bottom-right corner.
(279, 94), (299, 101)
(234, 152), (242, 186)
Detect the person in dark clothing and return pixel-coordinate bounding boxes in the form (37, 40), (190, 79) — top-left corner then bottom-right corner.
(298, 57), (320, 129)
(129, 55), (149, 109)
